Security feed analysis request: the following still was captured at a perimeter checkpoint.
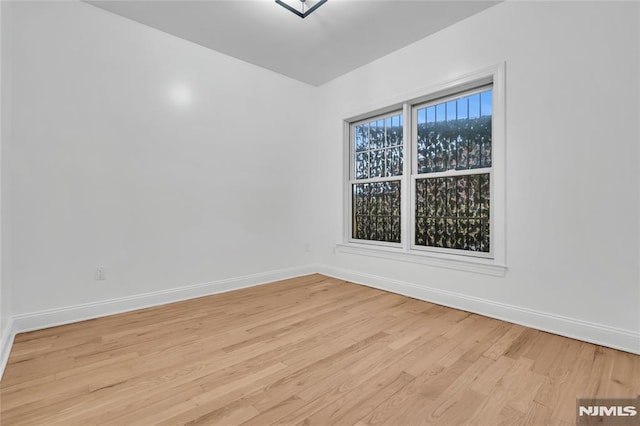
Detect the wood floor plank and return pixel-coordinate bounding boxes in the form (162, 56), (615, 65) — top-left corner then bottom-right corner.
(300, 371), (414, 425)
(1, 273), (639, 425)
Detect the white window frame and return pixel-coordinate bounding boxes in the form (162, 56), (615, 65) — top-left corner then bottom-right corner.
(338, 63), (506, 276)
(347, 110), (405, 249)
(410, 84), (494, 259)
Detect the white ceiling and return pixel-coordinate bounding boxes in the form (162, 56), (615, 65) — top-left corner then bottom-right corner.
(87, 0), (500, 86)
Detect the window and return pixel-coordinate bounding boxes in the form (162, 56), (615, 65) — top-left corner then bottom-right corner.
(342, 65), (505, 274)
(351, 113), (404, 244)
(413, 87), (493, 255)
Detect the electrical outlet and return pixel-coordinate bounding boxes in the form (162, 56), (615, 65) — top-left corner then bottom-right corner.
(95, 266), (106, 281)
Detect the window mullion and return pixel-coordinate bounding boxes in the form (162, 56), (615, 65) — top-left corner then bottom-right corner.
(349, 176), (401, 185)
(402, 102), (412, 251)
(414, 167), (493, 179)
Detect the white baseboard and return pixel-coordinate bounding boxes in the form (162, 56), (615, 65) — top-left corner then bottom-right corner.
(11, 264), (318, 335)
(2, 262), (638, 382)
(0, 316), (15, 381)
(317, 264), (640, 355)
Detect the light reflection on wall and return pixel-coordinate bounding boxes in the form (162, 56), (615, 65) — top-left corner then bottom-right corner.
(168, 84), (192, 107)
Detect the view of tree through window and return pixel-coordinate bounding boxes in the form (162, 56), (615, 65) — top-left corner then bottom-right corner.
(415, 88), (492, 252)
(352, 181), (401, 242)
(416, 90), (492, 173)
(352, 114), (403, 242)
(415, 174), (490, 251)
(349, 86), (493, 254)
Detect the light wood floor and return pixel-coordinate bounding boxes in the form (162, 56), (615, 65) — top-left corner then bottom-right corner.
(1, 274), (638, 425)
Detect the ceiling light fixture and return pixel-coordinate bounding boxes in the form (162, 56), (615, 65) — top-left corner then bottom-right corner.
(275, 0), (327, 19)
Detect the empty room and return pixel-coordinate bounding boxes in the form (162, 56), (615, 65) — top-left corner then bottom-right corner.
(0, 0), (639, 424)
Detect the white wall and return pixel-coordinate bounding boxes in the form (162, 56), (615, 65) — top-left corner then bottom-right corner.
(7, 1), (315, 317)
(313, 1), (640, 350)
(1, 0), (15, 372)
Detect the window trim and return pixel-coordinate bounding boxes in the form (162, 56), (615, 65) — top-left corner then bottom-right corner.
(341, 63), (506, 275)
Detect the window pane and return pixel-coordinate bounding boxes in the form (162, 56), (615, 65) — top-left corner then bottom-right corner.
(415, 174), (490, 252)
(384, 146), (403, 177)
(436, 103), (446, 122)
(369, 119), (385, 150)
(355, 123), (368, 152)
(446, 101), (456, 121)
(355, 152), (369, 179)
(469, 94), (480, 119)
(427, 106), (435, 123)
(353, 181), (401, 243)
(417, 108), (426, 125)
(457, 97), (468, 119)
(481, 91), (492, 116)
(417, 89), (492, 174)
(387, 114), (403, 147)
(353, 113), (403, 180)
(370, 149), (384, 178)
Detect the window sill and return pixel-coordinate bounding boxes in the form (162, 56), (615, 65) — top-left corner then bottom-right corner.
(334, 243), (507, 277)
